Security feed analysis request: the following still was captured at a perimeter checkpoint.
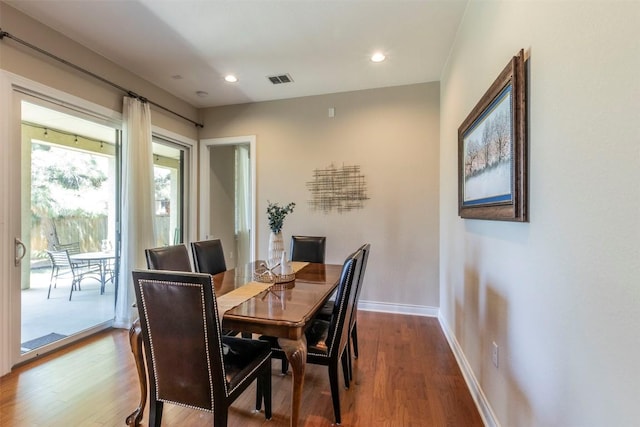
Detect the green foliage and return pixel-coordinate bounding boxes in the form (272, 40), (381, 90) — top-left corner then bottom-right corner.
(266, 201), (295, 233)
(30, 143), (108, 218)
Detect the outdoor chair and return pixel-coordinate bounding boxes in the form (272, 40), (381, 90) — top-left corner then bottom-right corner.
(54, 241), (86, 268)
(132, 270), (272, 426)
(46, 249), (101, 300)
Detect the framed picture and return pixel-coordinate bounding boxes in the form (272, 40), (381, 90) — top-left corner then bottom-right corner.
(458, 49), (528, 221)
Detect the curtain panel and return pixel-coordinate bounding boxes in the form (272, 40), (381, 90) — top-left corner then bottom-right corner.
(114, 97), (156, 327)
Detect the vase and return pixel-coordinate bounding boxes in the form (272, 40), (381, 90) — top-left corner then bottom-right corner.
(268, 231), (285, 268)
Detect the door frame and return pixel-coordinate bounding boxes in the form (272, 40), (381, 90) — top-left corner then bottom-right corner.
(0, 71), (122, 374)
(199, 136), (257, 262)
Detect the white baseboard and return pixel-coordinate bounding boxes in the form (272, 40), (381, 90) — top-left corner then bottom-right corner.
(358, 300), (439, 317)
(438, 314), (500, 427)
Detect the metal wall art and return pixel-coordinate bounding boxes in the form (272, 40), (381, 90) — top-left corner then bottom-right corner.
(306, 164), (369, 213)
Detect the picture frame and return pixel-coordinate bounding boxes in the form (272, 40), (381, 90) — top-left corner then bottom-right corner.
(458, 49), (528, 222)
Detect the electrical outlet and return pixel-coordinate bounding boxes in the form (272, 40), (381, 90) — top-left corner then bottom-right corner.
(492, 342), (499, 368)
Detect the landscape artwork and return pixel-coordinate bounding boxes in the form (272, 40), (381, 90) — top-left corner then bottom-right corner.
(462, 85), (513, 206)
(458, 49), (528, 221)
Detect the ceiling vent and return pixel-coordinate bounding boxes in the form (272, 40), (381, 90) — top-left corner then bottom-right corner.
(267, 74), (294, 85)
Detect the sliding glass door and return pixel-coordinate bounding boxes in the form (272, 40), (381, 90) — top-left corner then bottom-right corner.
(18, 97), (120, 360)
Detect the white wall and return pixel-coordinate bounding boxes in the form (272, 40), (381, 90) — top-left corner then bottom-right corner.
(200, 83), (441, 312)
(440, 1), (640, 426)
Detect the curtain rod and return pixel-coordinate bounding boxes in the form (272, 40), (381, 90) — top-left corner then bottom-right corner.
(0, 28), (204, 128)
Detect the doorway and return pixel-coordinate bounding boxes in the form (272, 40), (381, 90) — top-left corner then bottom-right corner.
(199, 136), (256, 268)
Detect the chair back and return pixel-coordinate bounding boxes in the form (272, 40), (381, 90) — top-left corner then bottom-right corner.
(191, 239), (227, 275)
(54, 242), (81, 255)
(47, 249), (73, 270)
(145, 244), (192, 271)
(324, 248), (362, 358)
(349, 243), (370, 332)
(132, 270), (227, 411)
(290, 235), (326, 263)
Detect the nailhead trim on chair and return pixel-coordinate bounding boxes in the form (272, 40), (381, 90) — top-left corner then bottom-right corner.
(138, 279), (216, 412)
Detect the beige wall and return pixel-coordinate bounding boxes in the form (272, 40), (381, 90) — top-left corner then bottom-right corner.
(440, 1), (640, 426)
(0, 2), (199, 139)
(200, 83), (441, 309)
(209, 145), (237, 268)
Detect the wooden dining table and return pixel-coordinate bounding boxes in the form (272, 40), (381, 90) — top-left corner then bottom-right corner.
(126, 261), (342, 427)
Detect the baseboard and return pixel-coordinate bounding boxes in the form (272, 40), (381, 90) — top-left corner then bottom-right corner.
(438, 314), (500, 427)
(358, 300), (439, 317)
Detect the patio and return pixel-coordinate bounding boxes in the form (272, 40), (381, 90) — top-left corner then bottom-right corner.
(21, 265), (116, 351)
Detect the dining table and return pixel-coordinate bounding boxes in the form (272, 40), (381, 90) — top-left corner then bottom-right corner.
(126, 260), (342, 427)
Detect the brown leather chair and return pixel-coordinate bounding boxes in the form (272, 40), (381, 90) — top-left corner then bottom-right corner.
(132, 270), (272, 426)
(191, 239), (227, 275)
(290, 235), (326, 263)
(144, 244), (192, 271)
(260, 248), (362, 424)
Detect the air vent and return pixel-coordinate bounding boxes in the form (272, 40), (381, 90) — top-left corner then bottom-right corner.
(267, 74), (294, 85)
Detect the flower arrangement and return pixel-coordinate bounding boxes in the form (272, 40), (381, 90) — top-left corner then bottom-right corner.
(266, 201), (295, 233)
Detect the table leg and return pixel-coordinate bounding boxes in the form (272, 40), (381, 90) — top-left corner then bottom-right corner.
(126, 318), (146, 427)
(277, 336), (307, 427)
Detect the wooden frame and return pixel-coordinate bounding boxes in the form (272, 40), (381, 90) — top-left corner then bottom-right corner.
(458, 49), (528, 221)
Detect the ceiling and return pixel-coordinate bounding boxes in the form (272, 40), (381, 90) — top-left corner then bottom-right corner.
(7, 0), (468, 109)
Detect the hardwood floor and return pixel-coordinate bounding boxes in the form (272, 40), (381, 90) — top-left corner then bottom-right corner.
(0, 311), (483, 426)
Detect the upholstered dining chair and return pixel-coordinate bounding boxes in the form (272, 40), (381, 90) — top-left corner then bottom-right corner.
(290, 235), (326, 263)
(144, 244), (192, 272)
(316, 243), (370, 383)
(191, 239), (227, 275)
(260, 247), (362, 424)
(132, 270), (272, 426)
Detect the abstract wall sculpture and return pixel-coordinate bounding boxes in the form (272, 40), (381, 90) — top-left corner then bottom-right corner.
(306, 164), (369, 213)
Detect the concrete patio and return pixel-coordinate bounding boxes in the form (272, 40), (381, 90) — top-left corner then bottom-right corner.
(21, 266), (116, 351)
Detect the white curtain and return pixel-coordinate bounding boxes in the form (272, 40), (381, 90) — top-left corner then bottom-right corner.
(114, 97), (156, 328)
(235, 145), (251, 266)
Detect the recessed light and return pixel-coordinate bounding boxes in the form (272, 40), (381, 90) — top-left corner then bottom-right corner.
(224, 75), (238, 83)
(371, 52), (386, 63)
(171, 74), (183, 80)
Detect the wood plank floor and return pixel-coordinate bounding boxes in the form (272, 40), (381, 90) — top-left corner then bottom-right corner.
(0, 311), (483, 426)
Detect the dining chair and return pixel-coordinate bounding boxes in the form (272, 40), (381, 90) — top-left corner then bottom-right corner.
(290, 235), (326, 263)
(132, 270), (272, 427)
(316, 243), (370, 383)
(46, 249), (101, 300)
(190, 239), (227, 275)
(144, 244), (192, 272)
(260, 247), (362, 424)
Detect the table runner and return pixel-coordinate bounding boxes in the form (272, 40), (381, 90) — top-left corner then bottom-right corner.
(216, 261), (309, 324)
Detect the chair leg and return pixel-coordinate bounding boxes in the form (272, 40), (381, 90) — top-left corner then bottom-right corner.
(255, 375), (262, 411)
(213, 408), (228, 426)
(341, 349), (350, 389)
(148, 399), (163, 427)
(69, 280), (76, 301)
(281, 358), (289, 374)
(263, 366), (272, 420)
(328, 362), (342, 424)
(351, 322), (359, 358)
(47, 268), (55, 299)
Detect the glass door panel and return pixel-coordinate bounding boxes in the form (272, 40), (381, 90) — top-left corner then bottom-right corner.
(152, 138), (186, 246)
(19, 100), (118, 357)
